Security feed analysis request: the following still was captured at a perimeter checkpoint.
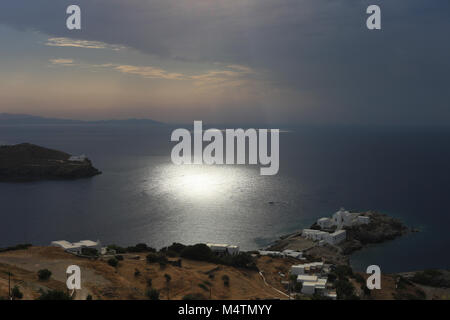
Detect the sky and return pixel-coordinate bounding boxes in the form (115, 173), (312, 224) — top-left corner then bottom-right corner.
(0, 0), (449, 125)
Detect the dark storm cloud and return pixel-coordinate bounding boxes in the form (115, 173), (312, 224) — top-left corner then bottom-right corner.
(1, 0), (449, 125)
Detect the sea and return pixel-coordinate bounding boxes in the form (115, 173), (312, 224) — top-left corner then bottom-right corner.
(1, 124), (449, 273)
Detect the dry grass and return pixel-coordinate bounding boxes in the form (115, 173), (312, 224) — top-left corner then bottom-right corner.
(0, 247), (286, 300)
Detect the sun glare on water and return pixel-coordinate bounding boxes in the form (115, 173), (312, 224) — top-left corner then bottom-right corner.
(152, 164), (253, 202)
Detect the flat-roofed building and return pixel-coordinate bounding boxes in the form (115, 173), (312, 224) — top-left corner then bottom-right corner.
(297, 275), (318, 283)
(325, 230), (347, 245)
(51, 239), (102, 255)
(302, 282), (316, 295)
(302, 229), (330, 241)
(207, 243), (239, 255)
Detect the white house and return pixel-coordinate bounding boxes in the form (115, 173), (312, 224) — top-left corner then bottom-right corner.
(291, 262), (324, 275)
(301, 282), (316, 295)
(317, 217), (333, 229)
(291, 265), (305, 275)
(282, 249), (303, 259)
(297, 275), (318, 283)
(297, 276), (328, 295)
(68, 154), (87, 162)
(51, 239), (102, 255)
(258, 250), (283, 257)
(207, 243), (239, 255)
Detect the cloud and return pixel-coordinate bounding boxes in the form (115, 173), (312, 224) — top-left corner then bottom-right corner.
(2, 0), (450, 125)
(49, 58), (74, 66)
(49, 59), (257, 86)
(190, 69), (255, 87)
(111, 65), (185, 80)
(46, 37), (124, 50)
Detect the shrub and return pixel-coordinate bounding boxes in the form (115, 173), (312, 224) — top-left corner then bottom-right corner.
(182, 293), (206, 300)
(353, 273), (365, 284)
(334, 265), (353, 279)
(115, 255), (124, 261)
(146, 253), (168, 264)
(11, 286), (23, 300)
(222, 275), (230, 287)
(86, 294), (93, 300)
(146, 278), (153, 287)
(37, 269), (52, 281)
(335, 279), (356, 300)
(362, 284), (371, 296)
(170, 259), (182, 267)
(107, 244), (126, 254)
(81, 247), (99, 257)
(180, 244), (214, 262)
(165, 250), (178, 257)
(221, 253), (258, 270)
(168, 242), (186, 254)
(198, 283), (209, 291)
(38, 289), (72, 300)
(134, 268), (141, 277)
(107, 258), (119, 267)
(127, 243), (156, 253)
(311, 293), (332, 300)
(411, 270), (450, 287)
(0, 243), (32, 253)
(294, 282), (303, 292)
(146, 288), (160, 300)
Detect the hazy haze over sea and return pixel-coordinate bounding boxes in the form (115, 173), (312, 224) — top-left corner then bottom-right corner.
(1, 124), (449, 272)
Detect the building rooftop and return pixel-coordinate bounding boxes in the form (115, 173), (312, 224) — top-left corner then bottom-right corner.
(297, 275), (318, 282)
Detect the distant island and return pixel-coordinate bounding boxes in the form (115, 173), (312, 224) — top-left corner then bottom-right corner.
(0, 113), (163, 126)
(0, 143), (101, 182)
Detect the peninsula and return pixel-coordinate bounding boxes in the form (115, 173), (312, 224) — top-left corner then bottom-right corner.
(0, 143), (101, 181)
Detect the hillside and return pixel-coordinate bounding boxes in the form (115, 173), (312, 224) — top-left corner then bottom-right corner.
(0, 247), (285, 300)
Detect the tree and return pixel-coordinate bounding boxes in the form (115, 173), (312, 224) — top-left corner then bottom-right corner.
(11, 286), (23, 300)
(146, 253), (168, 264)
(146, 288), (160, 300)
(37, 269), (52, 281)
(294, 282), (303, 293)
(107, 258), (119, 267)
(180, 244), (214, 262)
(164, 274), (172, 300)
(81, 247), (99, 257)
(222, 275), (230, 287)
(38, 289), (72, 300)
(335, 279), (356, 300)
(182, 293), (206, 300)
